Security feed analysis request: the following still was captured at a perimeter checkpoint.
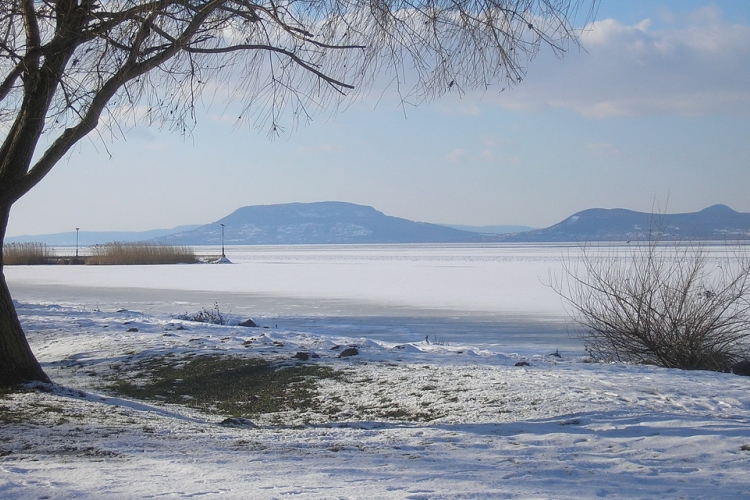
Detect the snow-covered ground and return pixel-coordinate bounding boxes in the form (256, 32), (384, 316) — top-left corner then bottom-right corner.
(2, 244), (750, 499)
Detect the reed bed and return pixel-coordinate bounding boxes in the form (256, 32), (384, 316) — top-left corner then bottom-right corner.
(3, 242), (55, 265)
(86, 242), (197, 265)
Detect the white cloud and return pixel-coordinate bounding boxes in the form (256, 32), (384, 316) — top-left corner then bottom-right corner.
(490, 6), (750, 118)
(446, 148), (466, 162)
(480, 149), (496, 162)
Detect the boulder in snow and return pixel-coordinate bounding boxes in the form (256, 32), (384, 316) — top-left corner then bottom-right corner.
(219, 417), (258, 428)
(339, 347), (359, 358)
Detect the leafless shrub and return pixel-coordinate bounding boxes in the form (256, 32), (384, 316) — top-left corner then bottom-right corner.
(177, 302), (226, 325)
(553, 236), (750, 372)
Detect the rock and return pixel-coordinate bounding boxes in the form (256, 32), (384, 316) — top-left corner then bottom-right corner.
(238, 319), (258, 328)
(126, 327), (138, 332)
(339, 347), (359, 358)
(219, 417), (258, 428)
(515, 361), (531, 367)
(293, 352), (310, 361)
(732, 360), (750, 376)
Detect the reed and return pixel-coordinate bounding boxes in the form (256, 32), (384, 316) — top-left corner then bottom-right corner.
(2, 242), (55, 265)
(86, 242), (197, 265)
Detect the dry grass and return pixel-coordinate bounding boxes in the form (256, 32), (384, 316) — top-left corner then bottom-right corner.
(2, 243), (55, 265)
(106, 355), (342, 421)
(86, 242), (197, 265)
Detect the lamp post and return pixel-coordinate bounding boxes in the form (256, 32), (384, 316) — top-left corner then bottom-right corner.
(75, 228), (80, 258)
(220, 224), (225, 258)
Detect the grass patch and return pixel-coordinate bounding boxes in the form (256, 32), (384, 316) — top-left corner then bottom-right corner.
(86, 242), (197, 265)
(107, 355), (342, 419)
(0, 390), (22, 424)
(0, 387), (66, 424)
(3, 242), (55, 265)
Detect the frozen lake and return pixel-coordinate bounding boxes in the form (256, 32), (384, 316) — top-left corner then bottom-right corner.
(7, 243), (587, 355)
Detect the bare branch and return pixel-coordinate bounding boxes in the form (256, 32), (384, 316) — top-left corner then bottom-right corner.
(0, 61), (23, 104)
(185, 43), (356, 90)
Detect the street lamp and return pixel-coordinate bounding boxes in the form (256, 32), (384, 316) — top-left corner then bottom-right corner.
(220, 224), (225, 258)
(75, 228), (80, 257)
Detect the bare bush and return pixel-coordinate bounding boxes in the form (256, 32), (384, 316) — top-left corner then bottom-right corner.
(2, 243), (54, 266)
(86, 242), (196, 265)
(553, 236), (750, 372)
(177, 303), (226, 325)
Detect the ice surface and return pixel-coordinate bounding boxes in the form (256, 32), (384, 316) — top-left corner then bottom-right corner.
(6, 243), (582, 354)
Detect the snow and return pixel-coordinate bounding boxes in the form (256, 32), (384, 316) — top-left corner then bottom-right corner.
(2, 244), (750, 499)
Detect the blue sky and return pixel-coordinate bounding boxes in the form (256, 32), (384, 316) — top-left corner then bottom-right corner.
(7, 1), (750, 236)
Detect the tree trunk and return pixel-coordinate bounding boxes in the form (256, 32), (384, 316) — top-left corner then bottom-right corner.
(0, 206), (50, 387)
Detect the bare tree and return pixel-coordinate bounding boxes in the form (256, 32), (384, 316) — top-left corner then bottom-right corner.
(0, 0), (594, 386)
(554, 234), (750, 372)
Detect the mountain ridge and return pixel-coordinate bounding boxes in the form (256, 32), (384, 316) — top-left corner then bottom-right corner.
(156, 201), (493, 245)
(498, 204), (750, 242)
(5, 225), (202, 246)
(6, 202), (749, 245)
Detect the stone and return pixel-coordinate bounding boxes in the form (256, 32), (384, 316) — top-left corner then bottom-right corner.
(219, 417), (258, 428)
(339, 347), (359, 358)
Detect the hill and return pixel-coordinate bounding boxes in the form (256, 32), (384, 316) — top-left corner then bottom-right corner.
(445, 224), (534, 235)
(5, 225), (201, 246)
(500, 204), (750, 242)
(8, 203), (748, 246)
(155, 202), (493, 245)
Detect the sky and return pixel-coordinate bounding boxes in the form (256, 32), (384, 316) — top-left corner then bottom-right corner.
(6, 0), (750, 236)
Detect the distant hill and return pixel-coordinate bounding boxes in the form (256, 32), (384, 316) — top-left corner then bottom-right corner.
(8, 203), (748, 246)
(155, 202), (494, 245)
(445, 224), (534, 235)
(5, 225), (202, 246)
(500, 205), (750, 242)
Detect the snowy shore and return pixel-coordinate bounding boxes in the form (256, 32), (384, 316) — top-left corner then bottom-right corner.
(1, 300), (749, 499)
